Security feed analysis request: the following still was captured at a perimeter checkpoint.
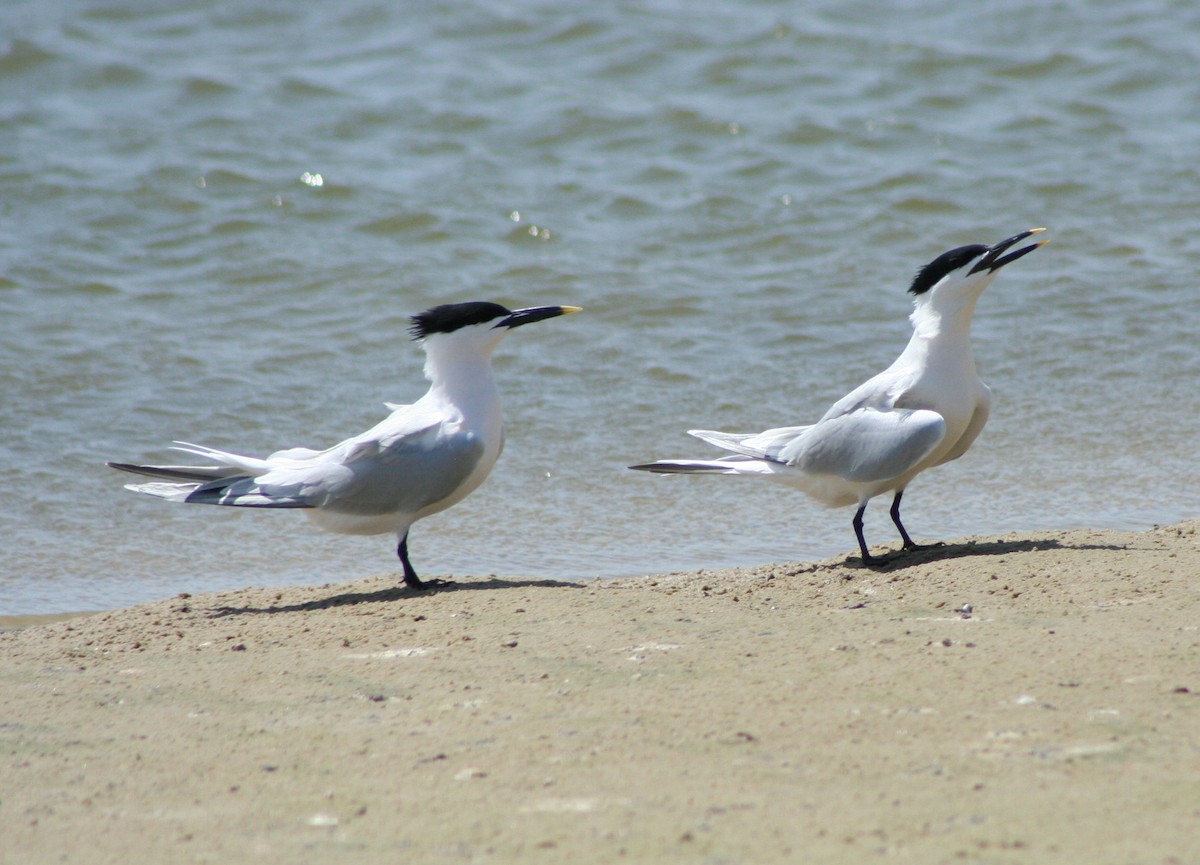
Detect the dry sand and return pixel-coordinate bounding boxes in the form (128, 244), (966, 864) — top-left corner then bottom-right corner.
(3, 522), (1199, 865)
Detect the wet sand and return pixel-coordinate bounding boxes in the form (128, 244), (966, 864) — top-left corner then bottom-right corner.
(3, 522), (1198, 864)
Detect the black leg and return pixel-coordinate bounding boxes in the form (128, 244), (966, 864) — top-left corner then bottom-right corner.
(397, 534), (426, 590)
(397, 534), (451, 590)
(852, 502), (886, 566)
(889, 490), (940, 552)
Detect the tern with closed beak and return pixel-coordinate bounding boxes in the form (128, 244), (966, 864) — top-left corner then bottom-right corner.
(631, 229), (1048, 565)
(109, 301), (581, 588)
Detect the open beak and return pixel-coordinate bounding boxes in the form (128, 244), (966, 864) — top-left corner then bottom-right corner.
(970, 227), (1049, 274)
(497, 305), (583, 329)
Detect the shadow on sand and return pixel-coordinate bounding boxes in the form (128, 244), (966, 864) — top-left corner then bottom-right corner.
(207, 576), (584, 618)
(843, 535), (1130, 573)
(206, 534), (1133, 617)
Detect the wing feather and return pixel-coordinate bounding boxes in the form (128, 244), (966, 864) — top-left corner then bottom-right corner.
(780, 408), (946, 483)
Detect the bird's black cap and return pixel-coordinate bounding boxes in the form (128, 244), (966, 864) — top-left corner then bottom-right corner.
(409, 302), (512, 339)
(908, 245), (988, 296)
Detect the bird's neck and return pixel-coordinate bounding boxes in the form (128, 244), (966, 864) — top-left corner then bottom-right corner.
(423, 346), (501, 409)
(909, 294), (981, 340)
(901, 297), (980, 362)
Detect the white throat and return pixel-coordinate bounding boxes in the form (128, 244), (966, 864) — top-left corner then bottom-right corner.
(421, 333), (505, 405)
(909, 295), (978, 341)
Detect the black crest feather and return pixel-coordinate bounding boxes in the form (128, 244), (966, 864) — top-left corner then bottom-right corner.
(409, 302), (511, 339)
(908, 244), (988, 295)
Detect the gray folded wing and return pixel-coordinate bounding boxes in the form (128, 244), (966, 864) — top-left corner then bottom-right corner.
(778, 408), (946, 483)
(301, 426), (488, 515)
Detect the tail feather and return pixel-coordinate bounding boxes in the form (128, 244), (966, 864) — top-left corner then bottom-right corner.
(107, 461), (243, 482)
(121, 481), (204, 502)
(687, 429), (757, 449)
(685, 430), (769, 461)
(170, 441), (272, 474)
(107, 440), (311, 507)
(631, 426), (806, 477)
(629, 457), (776, 476)
(110, 458), (312, 509)
(119, 474), (312, 508)
(178, 481), (313, 507)
(629, 461), (730, 475)
(688, 426), (811, 462)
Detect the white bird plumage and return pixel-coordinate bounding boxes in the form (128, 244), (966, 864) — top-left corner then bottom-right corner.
(109, 301), (581, 589)
(631, 229), (1049, 565)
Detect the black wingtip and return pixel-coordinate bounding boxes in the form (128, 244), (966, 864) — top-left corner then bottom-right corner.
(628, 463), (663, 472)
(106, 462), (228, 482)
(629, 462), (718, 474)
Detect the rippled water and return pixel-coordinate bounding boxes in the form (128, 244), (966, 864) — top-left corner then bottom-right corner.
(3, 0), (1198, 614)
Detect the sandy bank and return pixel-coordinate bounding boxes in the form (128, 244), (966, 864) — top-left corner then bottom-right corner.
(3, 522), (1198, 864)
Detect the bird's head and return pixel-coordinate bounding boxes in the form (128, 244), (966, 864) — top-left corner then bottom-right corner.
(409, 301), (582, 359)
(908, 228), (1048, 311)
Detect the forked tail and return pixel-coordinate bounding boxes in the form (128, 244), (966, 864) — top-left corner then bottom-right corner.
(107, 459), (310, 508)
